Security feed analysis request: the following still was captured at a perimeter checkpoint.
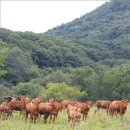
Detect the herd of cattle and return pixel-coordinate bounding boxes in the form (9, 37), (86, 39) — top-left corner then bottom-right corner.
(0, 96), (129, 127)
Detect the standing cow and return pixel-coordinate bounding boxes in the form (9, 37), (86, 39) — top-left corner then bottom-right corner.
(95, 100), (111, 115)
(109, 99), (129, 117)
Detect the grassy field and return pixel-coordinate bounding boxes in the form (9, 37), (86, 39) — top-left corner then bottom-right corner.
(1, 107), (130, 130)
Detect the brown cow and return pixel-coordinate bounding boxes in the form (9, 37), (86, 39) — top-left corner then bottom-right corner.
(25, 100), (38, 123)
(62, 100), (71, 113)
(48, 98), (62, 123)
(19, 96), (31, 116)
(0, 102), (11, 120)
(3, 103), (11, 120)
(62, 100), (71, 108)
(87, 101), (93, 107)
(109, 100), (129, 117)
(38, 99), (62, 124)
(0, 102), (6, 118)
(38, 102), (53, 123)
(20, 96), (31, 104)
(36, 96), (43, 102)
(75, 102), (91, 120)
(9, 101), (26, 111)
(67, 105), (81, 127)
(95, 100), (111, 115)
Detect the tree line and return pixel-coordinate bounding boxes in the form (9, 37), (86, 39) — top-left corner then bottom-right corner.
(0, 28), (130, 102)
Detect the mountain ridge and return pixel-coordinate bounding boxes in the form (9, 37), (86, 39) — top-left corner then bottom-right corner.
(46, 0), (130, 42)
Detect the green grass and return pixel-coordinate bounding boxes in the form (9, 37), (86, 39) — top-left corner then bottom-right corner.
(1, 107), (130, 130)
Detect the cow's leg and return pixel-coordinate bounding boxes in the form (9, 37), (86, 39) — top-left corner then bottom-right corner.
(68, 115), (71, 122)
(25, 112), (28, 122)
(19, 110), (22, 116)
(2, 112), (4, 120)
(115, 111), (118, 118)
(73, 120), (75, 128)
(109, 110), (112, 117)
(78, 118), (80, 126)
(71, 118), (73, 127)
(38, 113), (42, 121)
(84, 113), (88, 120)
(4, 113), (7, 120)
(56, 112), (58, 119)
(10, 110), (13, 117)
(30, 114), (33, 123)
(49, 114), (52, 123)
(112, 110), (117, 118)
(20, 110), (25, 117)
(82, 113), (85, 121)
(110, 109), (114, 118)
(119, 110), (124, 120)
(71, 118), (75, 129)
(33, 114), (37, 123)
(52, 114), (56, 124)
(94, 107), (99, 116)
(0, 111), (1, 118)
(44, 112), (49, 124)
(107, 108), (109, 116)
(6, 113), (9, 120)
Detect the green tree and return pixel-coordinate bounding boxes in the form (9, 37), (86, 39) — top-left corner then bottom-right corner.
(12, 82), (41, 98)
(41, 82), (87, 102)
(44, 70), (70, 84)
(101, 64), (130, 100)
(70, 67), (96, 93)
(0, 40), (8, 76)
(5, 47), (39, 85)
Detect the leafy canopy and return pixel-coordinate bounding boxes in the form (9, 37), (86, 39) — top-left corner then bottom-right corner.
(41, 82), (87, 102)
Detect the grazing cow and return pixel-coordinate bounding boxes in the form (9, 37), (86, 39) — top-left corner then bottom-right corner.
(95, 100), (111, 115)
(67, 105), (81, 127)
(109, 100), (129, 117)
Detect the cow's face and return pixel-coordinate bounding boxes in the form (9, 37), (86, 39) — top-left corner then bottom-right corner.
(4, 96), (13, 103)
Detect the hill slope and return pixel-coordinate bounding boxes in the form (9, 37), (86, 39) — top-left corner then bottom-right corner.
(46, 0), (130, 65)
(46, 0), (130, 42)
(0, 28), (96, 69)
(1, 0), (130, 101)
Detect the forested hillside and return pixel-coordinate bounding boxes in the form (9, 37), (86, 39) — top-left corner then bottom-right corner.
(46, 0), (130, 65)
(47, 0), (130, 40)
(0, 0), (130, 102)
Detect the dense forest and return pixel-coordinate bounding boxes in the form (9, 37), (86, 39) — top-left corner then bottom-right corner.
(0, 0), (130, 102)
(47, 0), (130, 66)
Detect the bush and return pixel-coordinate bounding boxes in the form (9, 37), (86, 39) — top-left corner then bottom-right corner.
(41, 82), (87, 102)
